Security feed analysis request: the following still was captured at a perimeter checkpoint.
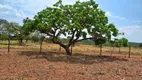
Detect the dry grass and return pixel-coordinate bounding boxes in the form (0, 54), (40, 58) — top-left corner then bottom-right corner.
(72, 45), (142, 55)
(0, 40), (142, 55)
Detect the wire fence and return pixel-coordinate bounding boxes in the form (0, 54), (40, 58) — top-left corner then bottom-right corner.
(0, 40), (142, 59)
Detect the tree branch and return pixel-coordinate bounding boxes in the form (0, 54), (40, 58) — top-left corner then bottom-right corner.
(46, 33), (54, 37)
(68, 30), (76, 46)
(52, 38), (66, 48)
(74, 37), (93, 43)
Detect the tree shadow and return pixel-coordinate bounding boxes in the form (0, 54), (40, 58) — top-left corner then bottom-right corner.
(18, 51), (128, 64)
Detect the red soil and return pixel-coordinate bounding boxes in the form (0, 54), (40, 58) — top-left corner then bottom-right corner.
(0, 49), (142, 80)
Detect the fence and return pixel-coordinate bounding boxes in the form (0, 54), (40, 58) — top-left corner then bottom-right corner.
(0, 40), (142, 59)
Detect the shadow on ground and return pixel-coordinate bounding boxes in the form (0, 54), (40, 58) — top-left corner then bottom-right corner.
(18, 51), (128, 64)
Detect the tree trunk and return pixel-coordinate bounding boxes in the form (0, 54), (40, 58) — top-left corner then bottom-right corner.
(128, 46), (131, 58)
(70, 46), (73, 54)
(64, 47), (72, 55)
(119, 46), (121, 53)
(52, 38), (72, 55)
(18, 38), (23, 45)
(26, 37), (29, 43)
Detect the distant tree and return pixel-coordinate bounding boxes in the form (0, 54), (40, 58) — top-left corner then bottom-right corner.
(121, 37), (128, 47)
(17, 26), (25, 45)
(23, 0), (118, 55)
(94, 37), (107, 56)
(115, 37), (128, 47)
(30, 31), (40, 43)
(114, 37), (128, 53)
(110, 38), (118, 53)
(0, 19), (20, 52)
(22, 17), (35, 43)
(0, 19), (19, 36)
(139, 43), (142, 47)
(0, 34), (8, 40)
(0, 19), (9, 34)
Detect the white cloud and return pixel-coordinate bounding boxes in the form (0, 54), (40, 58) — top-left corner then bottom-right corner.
(105, 11), (127, 20)
(118, 25), (142, 35)
(132, 20), (142, 24)
(0, 0), (93, 25)
(1, 0), (89, 25)
(0, 4), (10, 10)
(0, 4), (26, 24)
(3, 0), (88, 14)
(118, 25), (142, 42)
(105, 11), (142, 25)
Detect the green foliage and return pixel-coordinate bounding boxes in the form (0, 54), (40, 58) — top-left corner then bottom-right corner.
(103, 41), (113, 46)
(29, 31), (42, 43)
(115, 37), (128, 47)
(0, 19), (20, 38)
(81, 40), (95, 45)
(122, 38), (128, 47)
(22, 17), (38, 43)
(0, 34), (8, 40)
(30, 36), (40, 42)
(94, 37), (107, 45)
(139, 43), (142, 47)
(92, 71), (105, 76)
(23, 18), (35, 34)
(23, 0), (119, 55)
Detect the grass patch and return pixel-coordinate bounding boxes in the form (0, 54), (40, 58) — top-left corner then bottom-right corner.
(92, 71), (105, 76)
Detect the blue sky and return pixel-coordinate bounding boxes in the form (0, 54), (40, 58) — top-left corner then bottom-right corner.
(0, 0), (142, 42)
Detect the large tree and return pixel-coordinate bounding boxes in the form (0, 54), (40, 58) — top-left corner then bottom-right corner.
(23, 0), (118, 55)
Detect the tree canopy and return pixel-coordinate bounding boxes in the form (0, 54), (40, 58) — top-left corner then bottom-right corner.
(0, 19), (20, 37)
(23, 0), (119, 55)
(115, 37), (128, 47)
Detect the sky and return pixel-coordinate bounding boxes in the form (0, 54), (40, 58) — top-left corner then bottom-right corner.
(0, 0), (142, 43)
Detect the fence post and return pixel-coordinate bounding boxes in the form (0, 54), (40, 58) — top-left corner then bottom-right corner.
(110, 45), (114, 57)
(40, 40), (42, 53)
(59, 45), (61, 51)
(100, 44), (102, 56)
(128, 45), (131, 58)
(8, 34), (10, 53)
(40, 32), (43, 53)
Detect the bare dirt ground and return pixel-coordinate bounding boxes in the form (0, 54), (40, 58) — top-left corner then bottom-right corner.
(0, 49), (142, 80)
